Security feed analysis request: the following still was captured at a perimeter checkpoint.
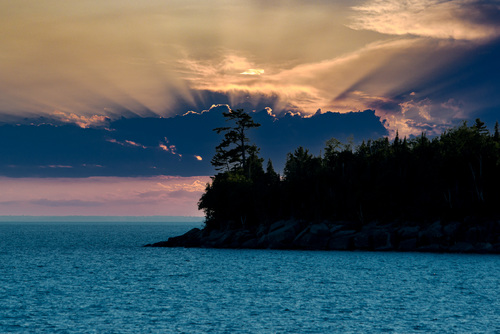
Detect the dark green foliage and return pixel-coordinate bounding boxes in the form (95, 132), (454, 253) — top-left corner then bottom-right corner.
(200, 117), (500, 230)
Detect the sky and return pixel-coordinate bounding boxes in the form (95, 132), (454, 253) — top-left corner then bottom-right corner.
(1, 0), (500, 216)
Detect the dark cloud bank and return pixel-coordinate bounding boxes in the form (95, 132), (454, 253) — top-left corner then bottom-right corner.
(0, 105), (387, 177)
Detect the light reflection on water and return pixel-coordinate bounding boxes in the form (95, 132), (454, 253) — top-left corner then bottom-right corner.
(1, 222), (499, 333)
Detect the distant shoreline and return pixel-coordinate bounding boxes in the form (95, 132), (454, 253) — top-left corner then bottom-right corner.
(0, 215), (204, 223)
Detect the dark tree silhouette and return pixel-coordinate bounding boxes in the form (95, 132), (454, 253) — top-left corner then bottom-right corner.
(199, 109), (265, 230)
(200, 117), (500, 234)
(211, 108), (261, 178)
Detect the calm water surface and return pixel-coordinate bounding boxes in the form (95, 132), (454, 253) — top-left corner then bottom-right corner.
(1, 222), (499, 333)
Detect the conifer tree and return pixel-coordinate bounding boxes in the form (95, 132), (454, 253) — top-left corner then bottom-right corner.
(211, 109), (261, 178)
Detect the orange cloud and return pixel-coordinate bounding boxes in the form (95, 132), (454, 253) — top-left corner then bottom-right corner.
(53, 111), (109, 128)
(350, 0), (500, 41)
(159, 138), (182, 158)
(241, 69), (265, 75)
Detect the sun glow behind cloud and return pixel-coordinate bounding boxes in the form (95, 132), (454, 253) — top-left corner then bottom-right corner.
(0, 0), (499, 138)
(0, 0), (374, 117)
(241, 69), (265, 75)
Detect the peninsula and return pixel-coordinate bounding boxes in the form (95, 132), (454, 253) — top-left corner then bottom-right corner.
(146, 110), (500, 253)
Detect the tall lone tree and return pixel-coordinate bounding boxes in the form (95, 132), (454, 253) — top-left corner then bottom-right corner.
(211, 109), (261, 177)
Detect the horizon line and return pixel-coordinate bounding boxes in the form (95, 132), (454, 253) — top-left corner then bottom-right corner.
(0, 215), (204, 223)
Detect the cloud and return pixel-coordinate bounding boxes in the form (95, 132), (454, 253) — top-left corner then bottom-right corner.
(107, 139), (147, 149)
(0, 0), (363, 119)
(125, 140), (147, 149)
(53, 111), (110, 128)
(350, 0), (500, 41)
(170, 1), (500, 137)
(1, 0), (498, 141)
(31, 199), (103, 207)
(379, 96), (467, 137)
(0, 107), (387, 177)
(159, 138), (182, 158)
(241, 69), (265, 75)
(39, 165), (74, 169)
(178, 40), (413, 114)
(176, 36), (484, 138)
(156, 179), (207, 192)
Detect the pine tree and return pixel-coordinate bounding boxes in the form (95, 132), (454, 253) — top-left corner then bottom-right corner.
(211, 109), (261, 178)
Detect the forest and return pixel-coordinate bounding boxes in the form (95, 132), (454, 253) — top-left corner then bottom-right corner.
(198, 109), (500, 232)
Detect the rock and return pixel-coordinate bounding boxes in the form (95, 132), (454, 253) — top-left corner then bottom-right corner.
(257, 234), (269, 248)
(464, 226), (489, 244)
(227, 230), (254, 248)
(449, 242), (475, 253)
(256, 224), (269, 237)
(289, 222), (334, 249)
(351, 224), (393, 251)
(398, 238), (417, 251)
(418, 221), (443, 245)
(145, 217), (499, 254)
(293, 227), (330, 250)
(329, 225), (343, 234)
(327, 230), (356, 250)
(398, 226), (420, 240)
(240, 237), (259, 249)
(309, 222), (330, 235)
(203, 230), (230, 247)
(266, 220), (302, 249)
(327, 237), (352, 250)
(335, 230), (357, 236)
(465, 227), (478, 244)
(293, 222), (339, 250)
(373, 230), (393, 251)
(144, 241), (169, 247)
(201, 228), (255, 248)
(293, 226), (310, 243)
(417, 244), (442, 252)
(353, 231), (371, 250)
(443, 221), (461, 237)
(475, 242), (493, 253)
(146, 227), (203, 248)
(269, 220), (287, 232)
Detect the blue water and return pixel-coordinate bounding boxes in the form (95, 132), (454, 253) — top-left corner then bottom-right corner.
(1, 222), (499, 333)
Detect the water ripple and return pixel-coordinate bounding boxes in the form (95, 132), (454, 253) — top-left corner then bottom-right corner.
(1, 223), (499, 333)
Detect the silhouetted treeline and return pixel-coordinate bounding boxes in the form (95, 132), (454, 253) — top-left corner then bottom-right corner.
(199, 118), (500, 231)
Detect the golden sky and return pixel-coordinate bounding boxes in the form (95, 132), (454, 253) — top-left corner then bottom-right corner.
(5, 0), (499, 135)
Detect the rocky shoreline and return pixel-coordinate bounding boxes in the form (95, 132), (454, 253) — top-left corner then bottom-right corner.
(145, 218), (500, 254)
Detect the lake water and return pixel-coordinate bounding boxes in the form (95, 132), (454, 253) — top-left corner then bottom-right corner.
(1, 221), (499, 333)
